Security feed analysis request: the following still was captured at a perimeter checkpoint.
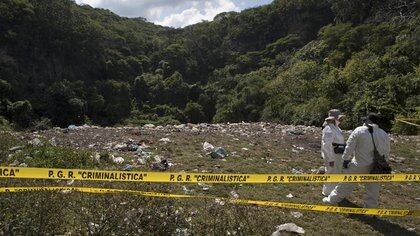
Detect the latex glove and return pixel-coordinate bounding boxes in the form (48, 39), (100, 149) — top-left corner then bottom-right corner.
(329, 161), (334, 167)
(343, 160), (351, 169)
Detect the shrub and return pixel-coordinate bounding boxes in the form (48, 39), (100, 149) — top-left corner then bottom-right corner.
(391, 118), (419, 135)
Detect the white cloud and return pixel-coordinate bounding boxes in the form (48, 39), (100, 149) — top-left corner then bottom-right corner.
(76, 0), (103, 6)
(156, 0), (239, 28)
(74, 0), (271, 28)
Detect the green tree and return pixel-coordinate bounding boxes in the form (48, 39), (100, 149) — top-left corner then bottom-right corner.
(184, 102), (205, 123)
(9, 100), (32, 128)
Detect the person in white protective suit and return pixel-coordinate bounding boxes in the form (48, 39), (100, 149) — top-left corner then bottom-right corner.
(323, 113), (390, 208)
(321, 109), (345, 196)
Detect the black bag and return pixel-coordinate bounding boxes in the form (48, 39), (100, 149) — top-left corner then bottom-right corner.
(332, 143), (346, 154)
(368, 126), (392, 174)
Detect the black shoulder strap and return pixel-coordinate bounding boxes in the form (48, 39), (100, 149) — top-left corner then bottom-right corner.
(368, 125), (377, 151)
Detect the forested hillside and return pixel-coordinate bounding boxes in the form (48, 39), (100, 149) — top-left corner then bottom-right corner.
(0, 0), (418, 131)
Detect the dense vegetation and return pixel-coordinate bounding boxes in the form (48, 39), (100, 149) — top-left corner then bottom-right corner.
(0, 0), (418, 131)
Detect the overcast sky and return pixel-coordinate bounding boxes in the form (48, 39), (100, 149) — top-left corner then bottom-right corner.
(75, 0), (273, 28)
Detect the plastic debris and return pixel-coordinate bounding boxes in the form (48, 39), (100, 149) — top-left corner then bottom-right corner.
(60, 190), (73, 194)
(159, 137), (171, 143)
(390, 156), (405, 163)
(113, 143), (126, 150)
(137, 157), (147, 165)
(113, 156), (125, 164)
(92, 153), (101, 162)
(136, 146), (152, 159)
(10, 160), (20, 167)
(203, 142), (228, 159)
(213, 147), (227, 158)
(151, 159), (170, 171)
(290, 211), (303, 218)
(317, 166), (326, 174)
(19, 163), (28, 167)
(123, 164), (134, 171)
(174, 228), (190, 236)
(49, 138), (57, 146)
(203, 142), (215, 152)
(241, 147), (249, 151)
(286, 193), (294, 198)
(287, 130), (304, 136)
(8, 146), (23, 152)
(198, 183), (212, 191)
(182, 186), (193, 194)
(272, 223), (305, 235)
(291, 168), (303, 174)
(215, 198), (226, 206)
(29, 138), (42, 146)
(67, 125), (77, 131)
(230, 190), (239, 199)
(143, 124), (155, 129)
(67, 179), (75, 185)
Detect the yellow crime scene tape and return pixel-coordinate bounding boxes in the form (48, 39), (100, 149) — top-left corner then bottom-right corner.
(1, 167), (419, 183)
(0, 186), (418, 217)
(395, 118), (420, 127)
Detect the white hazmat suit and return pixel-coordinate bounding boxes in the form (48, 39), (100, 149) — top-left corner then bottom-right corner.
(321, 123), (345, 195)
(323, 124), (390, 208)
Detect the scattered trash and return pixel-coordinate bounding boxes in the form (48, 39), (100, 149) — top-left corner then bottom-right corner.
(203, 142), (228, 159)
(29, 138), (42, 146)
(198, 183), (212, 191)
(112, 156), (125, 164)
(88, 222), (100, 234)
(290, 211), (303, 218)
(113, 143), (126, 150)
(241, 147), (249, 151)
(126, 144), (137, 151)
(407, 228), (415, 232)
(159, 137), (171, 143)
(92, 153), (101, 162)
(49, 138), (57, 146)
(272, 223), (305, 235)
(292, 145), (304, 150)
(213, 147), (228, 158)
(137, 157), (147, 165)
(215, 198), (226, 206)
(143, 124), (155, 129)
(67, 179), (75, 185)
(60, 190), (73, 194)
(286, 193), (294, 198)
(8, 146), (23, 152)
(203, 142), (215, 152)
(182, 186), (193, 194)
(287, 131), (304, 136)
(10, 160), (20, 167)
(291, 168), (303, 174)
(68, 125), (77, 131)
(151, 159), (170, 171)
(317, 166), (326, 174)
(19, 163), (28, 167)
(175, 124), (186, 129)
(390, 156), (405, 163)
(136, 146), (152, 159)
(230, 190), (239, 199)
(123, 164), (134, 171)
(174, 228), (190, 236)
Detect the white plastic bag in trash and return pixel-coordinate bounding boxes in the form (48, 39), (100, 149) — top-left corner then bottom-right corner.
(203, 142), (215, 152)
